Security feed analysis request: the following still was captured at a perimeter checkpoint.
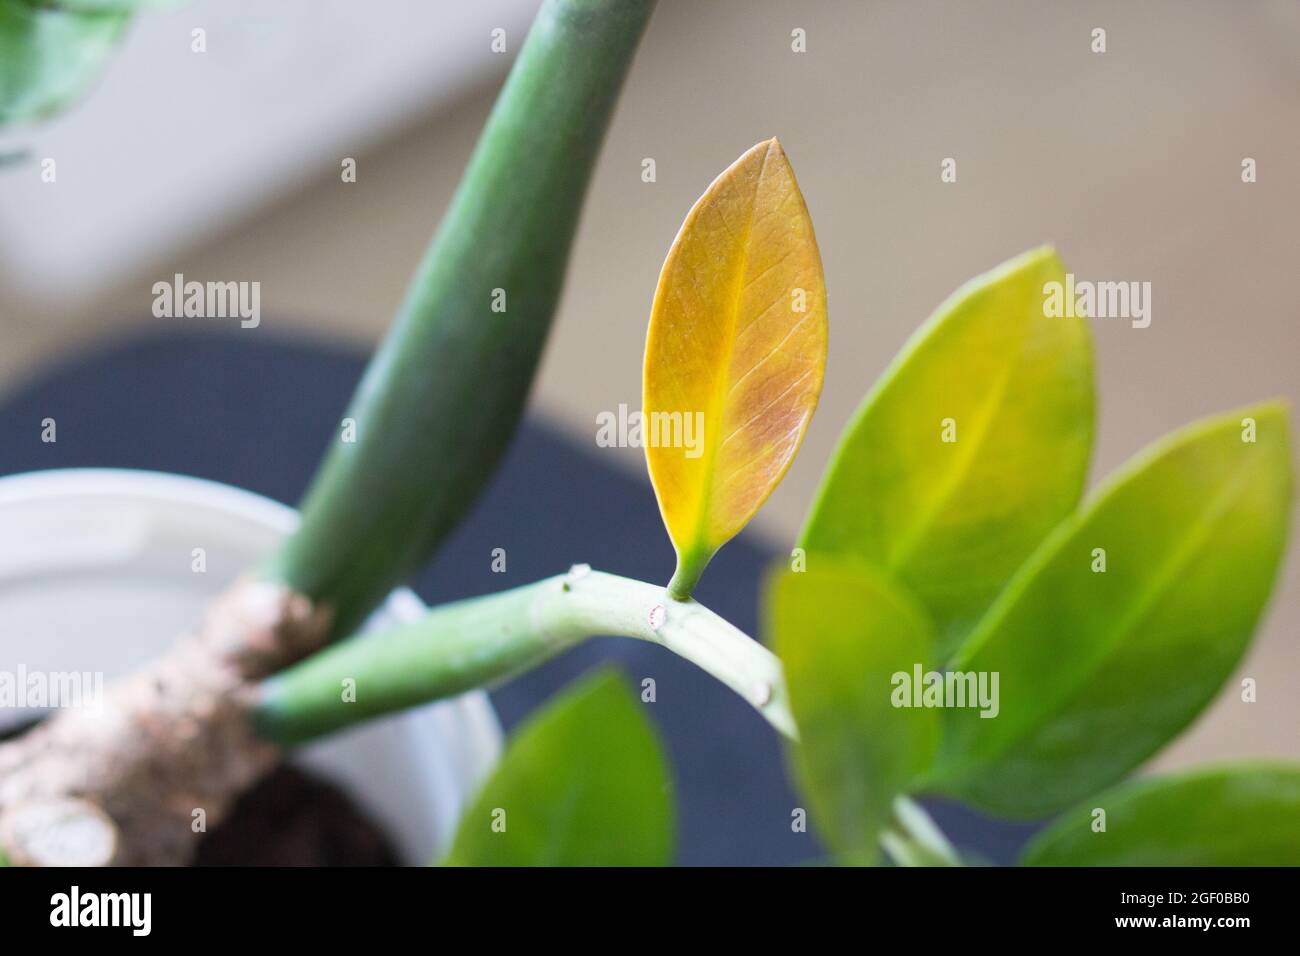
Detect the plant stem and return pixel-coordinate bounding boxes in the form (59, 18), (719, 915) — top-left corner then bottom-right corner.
(666, 546), (713, 602)
(262, 0), (657, 638)
(253, 569), (795, 745)
(879, 796), (962, 867)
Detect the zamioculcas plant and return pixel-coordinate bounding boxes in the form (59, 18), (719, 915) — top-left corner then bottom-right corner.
(258, 238), (1294, 868)
(266, 248), (1295, 865)
(273, 245), (1294, 867)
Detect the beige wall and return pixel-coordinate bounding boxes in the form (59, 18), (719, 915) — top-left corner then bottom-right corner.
(4, 0), (1298, 770)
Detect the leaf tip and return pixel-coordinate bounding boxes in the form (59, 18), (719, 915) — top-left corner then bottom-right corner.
(1012, 243), (1066, 278)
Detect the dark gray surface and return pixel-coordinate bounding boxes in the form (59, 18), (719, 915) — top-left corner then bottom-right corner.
(0, 328), (1039, 865)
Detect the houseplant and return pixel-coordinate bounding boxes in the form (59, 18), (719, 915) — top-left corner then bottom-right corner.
(0, 0), (1295, 866)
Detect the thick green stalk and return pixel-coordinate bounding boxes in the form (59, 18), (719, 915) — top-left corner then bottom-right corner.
(253, 570), (795, 745)
(263, 0), (656, 637)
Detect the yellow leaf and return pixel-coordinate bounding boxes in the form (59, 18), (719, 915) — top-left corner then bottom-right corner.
(644, 139), (828, 599)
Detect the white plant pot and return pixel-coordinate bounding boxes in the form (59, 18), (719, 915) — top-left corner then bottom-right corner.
(0, 468), (502, 865)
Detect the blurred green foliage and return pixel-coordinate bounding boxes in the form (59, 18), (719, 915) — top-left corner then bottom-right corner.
(0, 0), (131, 126)
(442, 669), (673, 867)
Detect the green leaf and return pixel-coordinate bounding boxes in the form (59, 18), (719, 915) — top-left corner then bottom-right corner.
(0, 0), (130, 127)
(1022, 764), (1300, 866)
(800, 248), (1093, 656)
(767, 560), (939, 862)
(442, 669), (673, 866)
(931, 403), (1292, 818)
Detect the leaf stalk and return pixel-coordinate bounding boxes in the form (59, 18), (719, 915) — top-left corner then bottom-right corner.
(254, 569), (795, 745)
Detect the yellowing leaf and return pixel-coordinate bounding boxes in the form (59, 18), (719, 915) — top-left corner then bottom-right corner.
(644, 139), (828, 599)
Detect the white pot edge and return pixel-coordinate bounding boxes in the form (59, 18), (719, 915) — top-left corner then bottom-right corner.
(0, 467), (503, 865)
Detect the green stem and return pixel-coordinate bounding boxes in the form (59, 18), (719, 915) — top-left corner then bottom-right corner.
(666, 546), (713, 602)
(262, 0), (656, 638)
(879, 796), (962, 867)
(253, 569), (795, 745)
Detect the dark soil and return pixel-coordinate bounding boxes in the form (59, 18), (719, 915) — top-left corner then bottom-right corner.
(195, 764), (400, 866)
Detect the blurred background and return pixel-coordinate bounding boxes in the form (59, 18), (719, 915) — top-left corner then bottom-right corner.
(2, 0), (1298, 854)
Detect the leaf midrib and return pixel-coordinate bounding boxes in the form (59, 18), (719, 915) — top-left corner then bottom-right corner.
(885, 317), (1025, 571)
(690, 141), (774, 548)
